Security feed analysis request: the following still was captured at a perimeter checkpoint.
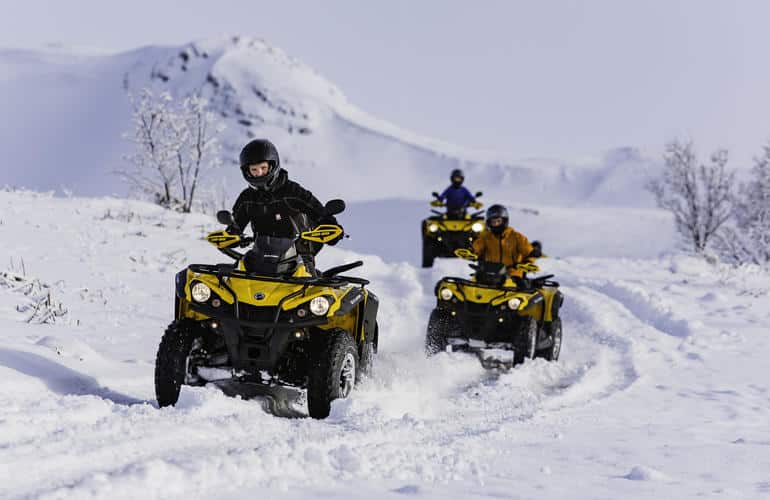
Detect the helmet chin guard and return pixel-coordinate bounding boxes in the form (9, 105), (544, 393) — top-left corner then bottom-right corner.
(485, 204), (509, 234)
(239, 139), (282, 191)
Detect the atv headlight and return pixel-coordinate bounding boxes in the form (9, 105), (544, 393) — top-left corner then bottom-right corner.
(440, 287), (453, 301)
(191, 282), (211, 303)
(428, 223), (439, 233)
(309, 296), (331, 316)
(507, 297), (522, 310)
(471, 222), (484, 232)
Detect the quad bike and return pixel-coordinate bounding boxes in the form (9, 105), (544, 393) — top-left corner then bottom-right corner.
(425, 246), (563, 369)
(421, 191), (485, 268)
(155, 199), (379, 419)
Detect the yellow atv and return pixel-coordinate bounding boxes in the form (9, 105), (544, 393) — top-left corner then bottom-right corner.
(421, 191), (485, 267)
(155, 200), (379, 419)
(425, 247), (563, 368)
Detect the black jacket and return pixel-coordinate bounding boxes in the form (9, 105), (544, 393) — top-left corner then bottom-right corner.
(230, 169), (333, 238)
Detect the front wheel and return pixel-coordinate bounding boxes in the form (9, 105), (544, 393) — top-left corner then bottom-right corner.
(155, 320), (204, 407)
(358, 339), (375, 379)
(536, 318), (562, 361)
(425, 309), (450, 355)
(422, 239), (435, 268)
(307, 330), (359, 419)
(513, 316), (537, 365)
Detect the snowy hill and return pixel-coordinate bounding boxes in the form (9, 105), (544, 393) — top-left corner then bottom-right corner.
(2, 35), (767, 500)
(0, 37), (660, 207)
(0, 189), (768, 499)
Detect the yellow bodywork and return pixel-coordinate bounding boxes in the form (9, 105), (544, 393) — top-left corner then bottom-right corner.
(424, 219), (484, 234)
(178, 265), (365, 339)
(206, 230), (242, 249)
(185, 223), (366, 338)
(436, 278), (559, 322)
(300, 225), (343, 244)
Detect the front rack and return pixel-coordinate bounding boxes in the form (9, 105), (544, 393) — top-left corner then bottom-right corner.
(188, 263), (370, 287)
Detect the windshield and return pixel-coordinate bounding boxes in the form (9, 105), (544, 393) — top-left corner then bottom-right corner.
(475, 261), (507, 286)
(243, 235), (299, 275)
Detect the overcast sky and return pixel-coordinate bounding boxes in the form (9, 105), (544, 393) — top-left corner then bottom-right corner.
(2, 0), (769, 166)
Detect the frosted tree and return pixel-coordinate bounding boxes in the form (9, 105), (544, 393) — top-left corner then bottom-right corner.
(714, 142), (770, 264)
(647, 140), (735, 253)
(121, 89), (224, 212)
(121, 89), (178, 208)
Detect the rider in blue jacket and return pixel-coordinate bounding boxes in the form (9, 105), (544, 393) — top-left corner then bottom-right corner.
(437, 169), (476, 218)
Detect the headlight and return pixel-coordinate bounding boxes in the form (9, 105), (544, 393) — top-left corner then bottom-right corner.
(428, 223), (439, 233)
(507, 297), (522, 310)
(309, 296), (331, 316)
(471, 222), (484, 232)
(191, 282), (211, 303)
(440, 288), (453, 300)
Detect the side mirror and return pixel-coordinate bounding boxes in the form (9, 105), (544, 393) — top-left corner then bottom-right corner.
(431, 191), (439, 198)
(475, 191), (483, 198)
(217, 210), (236, 227)
(529, 240), (543, 258)
(325, 199), (346, 216)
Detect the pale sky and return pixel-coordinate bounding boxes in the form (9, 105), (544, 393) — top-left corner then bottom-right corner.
(2, 0), (769, 166)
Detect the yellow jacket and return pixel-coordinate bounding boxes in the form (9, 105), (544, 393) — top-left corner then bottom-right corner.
(471, 226), (534, 277)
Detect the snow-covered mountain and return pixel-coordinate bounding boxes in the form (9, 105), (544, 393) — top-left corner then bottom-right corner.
(4, 36), (766, 500)
(0, 37), (660, 207)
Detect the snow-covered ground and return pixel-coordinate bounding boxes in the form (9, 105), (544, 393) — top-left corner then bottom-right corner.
(1, 188), (768, 499)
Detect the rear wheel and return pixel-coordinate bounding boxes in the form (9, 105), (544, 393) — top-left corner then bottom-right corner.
(513, 316), (537, 365)
(307, 329), (359, 419)
(536, 318), (562, 361)
(155, 320), (204, 407)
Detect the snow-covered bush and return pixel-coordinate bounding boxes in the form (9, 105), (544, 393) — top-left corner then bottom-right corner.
(647, 140), (735, 253)
(120, 89), (224, 213)
(713, 143), (770, 264)
(0, 270), (73, 325)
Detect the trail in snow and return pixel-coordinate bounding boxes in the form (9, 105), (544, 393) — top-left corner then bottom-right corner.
(1, 191), (769, 499)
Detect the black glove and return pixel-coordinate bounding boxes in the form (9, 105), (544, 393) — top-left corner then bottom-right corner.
(318, 214), (338, 226)
(328, 226), (344, 246)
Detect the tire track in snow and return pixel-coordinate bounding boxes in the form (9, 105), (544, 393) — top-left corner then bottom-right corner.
(0, 254), (686, 498)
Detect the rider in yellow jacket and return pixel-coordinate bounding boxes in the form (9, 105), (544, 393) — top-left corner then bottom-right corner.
(472, 204), (535, 278)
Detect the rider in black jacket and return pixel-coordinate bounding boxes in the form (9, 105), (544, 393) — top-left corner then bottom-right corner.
(228, 139), (341, 271)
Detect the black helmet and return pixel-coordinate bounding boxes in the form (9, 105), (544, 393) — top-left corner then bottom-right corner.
(485, 204), (509, 235)
(450, 168), (464, 187)
(239, 139), (281, 190)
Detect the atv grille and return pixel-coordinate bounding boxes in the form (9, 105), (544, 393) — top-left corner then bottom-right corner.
(240, 304), (279, 322)
(464, 302), (490, 337)
(239, 304), (280, 338)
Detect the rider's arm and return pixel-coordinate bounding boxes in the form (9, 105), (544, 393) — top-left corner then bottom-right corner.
(230, 190), (250, 233)
(472, 235), (485, 258)
(516, 233), (535, 263)
(437, 187), (450, 202)
(463, 187), (475, 203)
(286, 181), (337, 225)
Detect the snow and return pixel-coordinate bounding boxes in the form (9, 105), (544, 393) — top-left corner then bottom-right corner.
(1, 37), (769, 500)
(1, 187), (769, 499)
(0, 38), (662, 209)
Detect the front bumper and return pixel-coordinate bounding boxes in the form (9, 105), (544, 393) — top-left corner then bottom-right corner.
(445, 337), (515, 369)
(426, 231), (479, 257)
(190, 301), (326, 372)
(436, 301), (523, 342)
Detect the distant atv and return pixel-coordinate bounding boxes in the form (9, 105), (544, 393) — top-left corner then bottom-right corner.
(155, 200), (379, 419)
(421, 191), (484, 267)
(425, 247), (563, 368)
